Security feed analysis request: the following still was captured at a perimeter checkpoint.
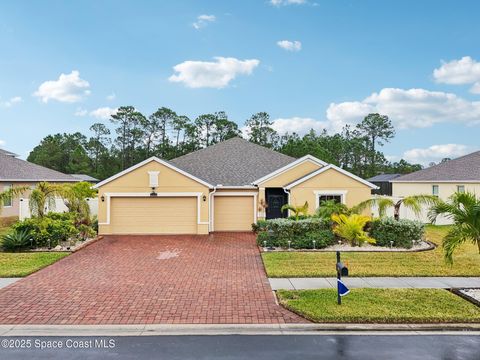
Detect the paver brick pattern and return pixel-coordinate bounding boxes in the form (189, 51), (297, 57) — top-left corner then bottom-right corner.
(0, 233), (305, 324)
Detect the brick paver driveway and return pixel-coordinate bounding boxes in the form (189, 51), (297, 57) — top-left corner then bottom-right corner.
(0, 233), (305, 324)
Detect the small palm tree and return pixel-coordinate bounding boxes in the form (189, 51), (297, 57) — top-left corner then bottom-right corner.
(59, 182), (97, 221)
(316, 200), (350, 220)
(428, 192), (480, 264)
(353, 194), (438, 220)
(281, 201), (309, 221)
(331, 213), (375, 246)
(29, 182), (63, 218)
(0, 186), (28, 215)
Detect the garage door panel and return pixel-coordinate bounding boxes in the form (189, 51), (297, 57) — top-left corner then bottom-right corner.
(214, 196), (254, 232)
(110, 197), (197, 234)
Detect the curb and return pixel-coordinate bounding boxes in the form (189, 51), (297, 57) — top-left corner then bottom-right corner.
(72, 235), (104, 253)
(0, 323), (479, 336)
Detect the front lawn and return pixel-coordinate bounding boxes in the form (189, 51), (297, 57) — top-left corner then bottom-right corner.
(0, 252), (69, 277)
(263, 226), (480, 277)
(277, 288), (480, 323)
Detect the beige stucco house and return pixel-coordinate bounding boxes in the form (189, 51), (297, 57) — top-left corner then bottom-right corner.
(94, 138), (376, 235)
(390, 151), (480, 223)
(0, 149), (81, 221)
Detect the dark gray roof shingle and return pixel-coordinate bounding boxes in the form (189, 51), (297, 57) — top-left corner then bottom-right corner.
(169, 137), (296, 186)
(393, 151), (480, 182)
(70, 174), (100, 183)
(0, 150), (77, 182)
(368, 173), (402, 182)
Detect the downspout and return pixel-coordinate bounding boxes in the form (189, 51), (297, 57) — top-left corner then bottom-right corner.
(283, 188), (290, 217)
(208, 186), (218, 232)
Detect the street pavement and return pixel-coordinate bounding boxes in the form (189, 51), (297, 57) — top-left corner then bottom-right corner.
(269, 277), (480, 290)
(0, 335), (478, 359)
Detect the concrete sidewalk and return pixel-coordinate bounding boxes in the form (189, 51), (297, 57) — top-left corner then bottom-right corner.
(269, 277), (480, 290)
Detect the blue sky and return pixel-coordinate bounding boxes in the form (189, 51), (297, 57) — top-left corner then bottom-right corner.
(1, 0), (480, 165)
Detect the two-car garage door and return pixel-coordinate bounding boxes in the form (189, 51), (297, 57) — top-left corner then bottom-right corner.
(109, 197), (197, 234)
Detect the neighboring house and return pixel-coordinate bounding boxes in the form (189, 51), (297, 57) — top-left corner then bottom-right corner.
(367, 173), (402, 196)
(70, 174), (100, 183)
(390, 151), (480, 224)
(0, 149), (78, 219)
(94, 137), (377, 235)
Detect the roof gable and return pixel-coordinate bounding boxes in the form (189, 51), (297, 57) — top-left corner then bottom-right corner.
(285, 164), (378, 189)
(169, 137), (296, 186)
(393, 151), (480, 182)
(93, 157), (213, 189)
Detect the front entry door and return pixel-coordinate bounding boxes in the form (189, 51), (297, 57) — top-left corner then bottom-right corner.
(266, 189), (288, 219)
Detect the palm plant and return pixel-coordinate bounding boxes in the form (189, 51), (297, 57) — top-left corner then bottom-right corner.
(0, 186), (28, 215)
(331, 213), (375, 246)
(353, 194), (438, 220)
(316, 199), (350, 220)
(281, 201), (309, 221)
(428, 192), (480, 264)
(59, 182), (97, 221)
(29, 182), (63, 218)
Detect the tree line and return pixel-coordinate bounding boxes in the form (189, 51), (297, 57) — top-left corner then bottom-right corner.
(27, 106), (422, 180)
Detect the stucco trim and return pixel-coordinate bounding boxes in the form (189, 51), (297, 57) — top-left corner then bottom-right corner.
(251, 155), (327, 185)
(93, 157), (213, 189)
(210, 191), (257, 232)
(98, 192), (204, 226)
(284, 164), (378, 190)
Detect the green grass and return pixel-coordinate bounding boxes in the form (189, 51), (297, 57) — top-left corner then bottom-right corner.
(263, 226), (480, 277)
(0, 252), (69, 277)
(277, 288), (480, 323)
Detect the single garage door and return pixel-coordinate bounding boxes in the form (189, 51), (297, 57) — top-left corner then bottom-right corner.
(214, 196), (254, 231)
(109, 197), (197, 234)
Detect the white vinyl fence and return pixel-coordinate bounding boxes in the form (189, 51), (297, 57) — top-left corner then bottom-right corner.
(19, 197), (98, 220)
(369, 195), (452, 225)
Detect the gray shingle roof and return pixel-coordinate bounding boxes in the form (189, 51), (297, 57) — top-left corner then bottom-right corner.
(0, 149), (19, 157)
(169, 137), (296, 186)
(70, 174), (100, 183)
(0, 150), (77, 182)
(393, 151), (480, 182)
(368, 173), (402, 182)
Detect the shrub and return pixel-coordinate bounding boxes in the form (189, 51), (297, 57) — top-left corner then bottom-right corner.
(370, 217), (424, 249)
(12, 214), (80, 248)
(255, 217), (335, 249)
(331, 214), (375, 246)
(252, 219), (268, 233)
(1, 229), (31, 251)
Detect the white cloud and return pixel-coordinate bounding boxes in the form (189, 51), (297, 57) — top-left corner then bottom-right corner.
(270, 0), (306, 6)
(192, 14), (216, 29)
(433, 56), (480, 94)
(33, 70), (90, 103)
(106, 93), (116, 101)
(403, 144), (475, 165)
(277, 40), (302, 52)
(326, 87), (480, 129)
(168, 57), (260, 88)
(0, 140), (5, 147)
(89, 107), (118, 120)
(0, 96), (22, 108)
(271, 117), (329, 135)
(74, 108), (88, 117)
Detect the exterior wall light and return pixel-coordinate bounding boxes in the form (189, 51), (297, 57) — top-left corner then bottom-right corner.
(203, 195), (207, 202)
(101, 195), (105, 202)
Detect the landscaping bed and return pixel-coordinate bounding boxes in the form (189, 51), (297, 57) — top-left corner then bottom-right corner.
(263, 226), (480, 277)
(277, 288), (480, 323)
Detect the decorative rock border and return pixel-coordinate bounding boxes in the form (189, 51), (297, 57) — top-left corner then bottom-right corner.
(260, 240), (436, 253)
(451, 288), (480, 307)
(27, 236), (104, 253)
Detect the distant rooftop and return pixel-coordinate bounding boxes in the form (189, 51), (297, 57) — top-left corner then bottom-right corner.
(70, 174), (100, 183)
(368, 173), (402, 182)
(393, 151), (480, 182)
(0, 148), (77, 182)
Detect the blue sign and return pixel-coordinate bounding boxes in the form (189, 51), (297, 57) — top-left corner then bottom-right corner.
(337, 279), (350, 297)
